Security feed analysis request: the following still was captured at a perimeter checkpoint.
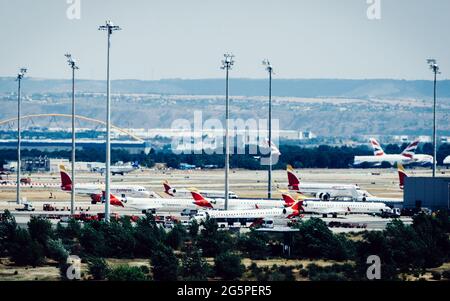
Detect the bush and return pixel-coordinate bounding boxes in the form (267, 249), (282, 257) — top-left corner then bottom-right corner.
(88, 257), (109, 280)
(107, 265), (149, 281)
(442, 270), (450, 280)
(214, 252), (244, 280)
(237, 230), (269, 260)
(151, 245), (179, 281)
(9, 228), (45, 266)
(431, 271), (442, 281)
(47, 239), (69, 263)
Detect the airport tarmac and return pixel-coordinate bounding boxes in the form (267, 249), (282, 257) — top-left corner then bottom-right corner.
(0, 168), (431, 231)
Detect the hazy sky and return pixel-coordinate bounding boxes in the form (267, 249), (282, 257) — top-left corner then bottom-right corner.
(1, 0), (449, 80)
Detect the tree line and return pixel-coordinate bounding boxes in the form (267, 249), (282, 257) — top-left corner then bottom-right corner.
(1, 142), (450, 170)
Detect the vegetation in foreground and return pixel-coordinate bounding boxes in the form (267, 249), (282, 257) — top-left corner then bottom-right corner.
(0, 210), (449, 281)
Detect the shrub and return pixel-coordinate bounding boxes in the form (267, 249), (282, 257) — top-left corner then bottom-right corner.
(107, 265), (148, 281)
(431, 271), (441, 281)
(214, 252), (244, 280)
(181, 245), (210, 281)
(47, 239), (69, 263)
(88, 257), (109, 280)
(28, 217), (53, 246)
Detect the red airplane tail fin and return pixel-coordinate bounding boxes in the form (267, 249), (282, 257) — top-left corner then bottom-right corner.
(397, 163), (408, 190)
(102, 191), (124, 207)
(286, 165), (300, 191)
(190, 191), (213, 208)
(59, 165), (72, 191)
(163, 180), (175, 196)
(281, 193), (296, 206)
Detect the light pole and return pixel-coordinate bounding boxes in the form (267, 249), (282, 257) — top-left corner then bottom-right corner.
(99, 20), (121, 222)
(427, 59), (440, 178)
(263, 59), (273, 199)
(65, 54), (79, 215)
(16, 68), (27, 204)
(221, 53), (234, 210)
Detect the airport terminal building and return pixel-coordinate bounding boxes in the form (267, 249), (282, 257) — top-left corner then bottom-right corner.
(404, 177), (450, 211)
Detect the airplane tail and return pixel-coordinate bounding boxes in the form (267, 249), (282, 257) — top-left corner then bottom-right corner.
(103, 191), (124, 207)
(190, 191), (213, 208)
(286, 165), (300, 191)
(163, 180), (175, 196)
(370, 138), (385, 156)
(281, 193), (296, 206)
(59, 165), (72, 191)
(401, 139), (420, 159)
(397, 163), (408, 190)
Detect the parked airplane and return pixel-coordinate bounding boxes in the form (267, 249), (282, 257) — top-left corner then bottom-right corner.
(163, 181), (239, 199)
(59, 165), (155, 198)
(189, 190), (287, 210)
(97, 161), (140, 176)
(281, 193), (392, 218)
(353, 139), (432, 167)
(286, 165), (361, 200)
(101, 192), (212, 213)
(191, 199), (303, 223)
(444, 156), (450, 165)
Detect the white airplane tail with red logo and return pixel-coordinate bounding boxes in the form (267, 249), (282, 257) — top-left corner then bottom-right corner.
(370, 138), (385, 156)
(401, 139), (420, 159)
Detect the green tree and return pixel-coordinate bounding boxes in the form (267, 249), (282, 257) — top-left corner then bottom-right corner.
(0, 210), (17, 256)
(214, 252), (245, 280)
(181, 245), (210, 281)
(150, 245), (179, 281)
(9, 228), (45, 266)
(28, 216), (53, 247)
(47, 239), (69, 263)
(237, 230), (269, 259)
(166, 223), (187, 250)
(198, 218), (234, 257)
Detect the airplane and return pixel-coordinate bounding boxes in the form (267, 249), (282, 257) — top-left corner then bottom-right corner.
(286, 165), (362, 200)
(281, 193), (392, 218)
(95, 192), (213, 214)
(191, 199), (304, 223)
(59, 165), (156, 198)
(189, 190), (288, 210)
(353, 138), (433, 167)
(163, 180), (239, 199)
(444, 156), (450, 165)
(97, 161), (140, 176)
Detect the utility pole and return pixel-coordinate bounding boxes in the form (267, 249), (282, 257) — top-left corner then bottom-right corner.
(427, 59), (440, 178)
(263, 59), (274, 199)
(99, 20), (121, 222)
(16, 68), (27, 204)
(221, 53), (234, 210)
(65, 54), (79, 215)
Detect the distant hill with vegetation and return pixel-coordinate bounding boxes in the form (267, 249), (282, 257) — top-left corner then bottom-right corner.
(1, 77), (450, 99)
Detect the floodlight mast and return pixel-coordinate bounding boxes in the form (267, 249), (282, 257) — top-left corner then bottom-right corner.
(427, 59), (440, 178)
(221, 53), (234, 210)
(16, 68), (27, 204)
(99, 20), (121, 222)
(263, 59), (274, 199)
(65, 54), (79, 215)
